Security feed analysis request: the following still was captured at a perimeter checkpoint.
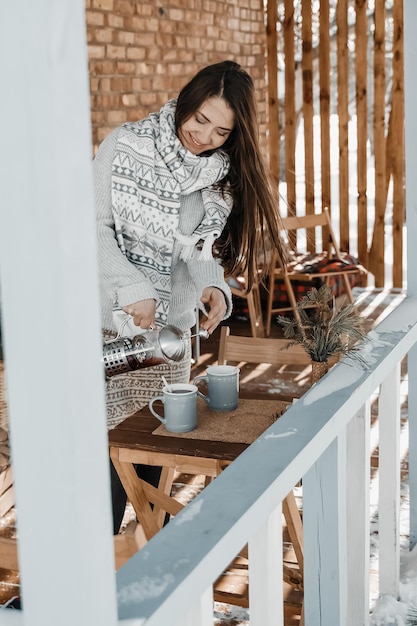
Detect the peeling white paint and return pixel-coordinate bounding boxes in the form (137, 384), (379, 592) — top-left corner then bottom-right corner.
(265, 428), (297, 439)
(174, 498), (204, 524)
(118, 573), (175, 604)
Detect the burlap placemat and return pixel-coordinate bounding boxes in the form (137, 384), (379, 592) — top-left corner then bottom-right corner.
(152, 398), (289, 444)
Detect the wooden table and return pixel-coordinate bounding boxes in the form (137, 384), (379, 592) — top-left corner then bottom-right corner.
(109, 396), (304, 596)
(109, 395), (304, 613)
(109, 397), (289, 538)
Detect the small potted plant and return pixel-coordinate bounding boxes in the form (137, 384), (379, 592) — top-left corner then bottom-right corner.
(276, 285), (368, 384)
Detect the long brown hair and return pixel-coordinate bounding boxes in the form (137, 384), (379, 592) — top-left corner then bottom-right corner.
(175, 60), (287, 291)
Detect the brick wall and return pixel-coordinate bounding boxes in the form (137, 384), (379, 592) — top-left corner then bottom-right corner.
(85, 0), (269, 154)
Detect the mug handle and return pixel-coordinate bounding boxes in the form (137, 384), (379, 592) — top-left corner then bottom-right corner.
(193, 375), (209, 404)
(149, 395), (166, 424)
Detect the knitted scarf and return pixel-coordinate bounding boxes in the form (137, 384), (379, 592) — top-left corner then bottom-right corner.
(111, 99), (232, 325)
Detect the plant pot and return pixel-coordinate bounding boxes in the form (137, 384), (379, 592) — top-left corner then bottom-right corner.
(311, 360), (329, 385)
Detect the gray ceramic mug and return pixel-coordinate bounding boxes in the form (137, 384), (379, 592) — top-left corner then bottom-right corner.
(193, 365), (240, 412)
(149, 383), (198, 433)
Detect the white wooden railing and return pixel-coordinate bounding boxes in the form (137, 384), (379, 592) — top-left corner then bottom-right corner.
(1, 296), (415, 626)
(113, 295), (417, 626)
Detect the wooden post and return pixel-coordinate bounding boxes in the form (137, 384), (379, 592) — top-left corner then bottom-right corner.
(391, 0), (405, 289)
(301, 0), (316, 230)
(266, 0), (280, 191)
(284, 0), (297, 227)
(319, 0), (331, 225)
(337, 0), (350, 253)
(370, 0), (387, 286)
(355, 0), (369, 270)
(0, 2), (117, 625)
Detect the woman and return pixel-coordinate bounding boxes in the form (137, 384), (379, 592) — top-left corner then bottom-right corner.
(94, 60), (286, 533)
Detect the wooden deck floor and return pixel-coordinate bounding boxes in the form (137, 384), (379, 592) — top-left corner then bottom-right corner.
(0, 288), (408, 622)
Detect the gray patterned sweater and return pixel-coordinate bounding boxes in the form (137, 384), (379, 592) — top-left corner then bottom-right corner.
(93, 129), (233, 333)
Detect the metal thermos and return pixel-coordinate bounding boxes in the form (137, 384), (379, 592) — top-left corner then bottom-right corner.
(102, 325), (209, 379)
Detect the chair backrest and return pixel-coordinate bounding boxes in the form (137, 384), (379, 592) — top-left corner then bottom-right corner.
(279, 207), (341, 263)
(265, 207), (366, 332)
(217, 325), (315, 366)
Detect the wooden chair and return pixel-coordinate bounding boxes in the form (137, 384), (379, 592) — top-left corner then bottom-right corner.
(216, 325), (306, 616)
(226, 271), (265, 338)
(218, 324), (314, 368)
(265, 207), (367, 336)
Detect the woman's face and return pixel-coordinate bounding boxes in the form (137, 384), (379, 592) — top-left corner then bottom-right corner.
(178, 96), (235, 155)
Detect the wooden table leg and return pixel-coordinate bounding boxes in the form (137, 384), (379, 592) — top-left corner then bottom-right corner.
(154, 466), (176, 527)
(140, 480), (184, 518)
(110, 448), (160, 540)
(282, 490), (304, 574)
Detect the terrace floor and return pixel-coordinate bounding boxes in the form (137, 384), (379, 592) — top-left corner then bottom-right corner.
(0, 287), (408, 624)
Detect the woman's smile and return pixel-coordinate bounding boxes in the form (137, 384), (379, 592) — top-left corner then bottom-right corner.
(178, 96), (234, 155)
(188, 133), (204, 148)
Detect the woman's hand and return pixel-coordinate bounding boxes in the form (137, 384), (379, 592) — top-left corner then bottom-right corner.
(200, 287), (227, 334)
(122, 299), (157, 329)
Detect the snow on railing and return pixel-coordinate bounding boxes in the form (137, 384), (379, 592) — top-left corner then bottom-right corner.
(115, 295), (417, 626)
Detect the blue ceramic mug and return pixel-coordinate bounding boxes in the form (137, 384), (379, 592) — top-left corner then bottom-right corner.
(193, 365), (239, 412)
(149, 383), (198, 432)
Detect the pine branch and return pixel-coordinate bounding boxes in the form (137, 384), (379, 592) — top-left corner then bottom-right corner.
(276, 285), (368, 363)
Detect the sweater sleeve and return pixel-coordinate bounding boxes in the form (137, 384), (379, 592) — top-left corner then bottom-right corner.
(175, 192), (233, 320)
(187, 258), (233, 320)
(93, 130), (158, 308)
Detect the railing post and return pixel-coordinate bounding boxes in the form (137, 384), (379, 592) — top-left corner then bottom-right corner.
(0, 2), (117, 625)
(346, 402), (371, 625)
(303, 436), (347, 625)
(409, 343), (417, 550)
(378, 364), (401, 597)
(249, 505), (284, 625)
(183, 587), (213, 626)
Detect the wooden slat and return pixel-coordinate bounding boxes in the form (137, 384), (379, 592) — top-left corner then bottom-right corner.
(282, 491), (304, 573)
(118, 448), (222, 477)
(336, 0), (350, 252)
(370, 0), (387, 286)
(267, 0), (404, 287)
(266, 0), (280, 189)
(284, 0), (297, 227)
(265, 1), (404, 296)
(391, 0), (405, 288)
(282, 211), (327, 231)
(301, 0), (315, 227)
(218, 332), (313, 366)
(319, 0), (331, 223)
(355, 0), (369, 268)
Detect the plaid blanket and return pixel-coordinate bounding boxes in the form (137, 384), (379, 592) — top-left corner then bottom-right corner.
(231, 253), (364, 318)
